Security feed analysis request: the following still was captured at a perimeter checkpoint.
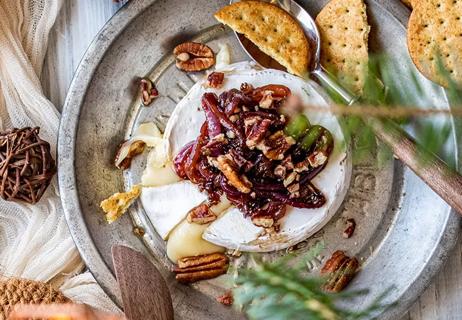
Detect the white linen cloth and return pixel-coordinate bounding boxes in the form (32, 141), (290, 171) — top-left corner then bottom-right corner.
(0, 0), (118, 313)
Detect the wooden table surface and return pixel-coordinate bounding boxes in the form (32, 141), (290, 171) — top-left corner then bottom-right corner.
(41, 1), (462, 319)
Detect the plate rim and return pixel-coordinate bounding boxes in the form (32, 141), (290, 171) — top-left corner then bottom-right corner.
(57, 0), (461, 317)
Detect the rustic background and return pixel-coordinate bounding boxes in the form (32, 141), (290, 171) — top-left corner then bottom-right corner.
(40, 0), (462, 319)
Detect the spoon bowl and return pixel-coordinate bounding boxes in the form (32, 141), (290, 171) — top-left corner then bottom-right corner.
(230, 0), (355, 104)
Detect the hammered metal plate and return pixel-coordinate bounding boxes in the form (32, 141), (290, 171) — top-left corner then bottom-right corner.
(58, 1), (461, 319)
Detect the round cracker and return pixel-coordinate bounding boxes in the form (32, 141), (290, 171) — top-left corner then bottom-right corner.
(214, 1), (310, 77)
(408, 0), (462, 87)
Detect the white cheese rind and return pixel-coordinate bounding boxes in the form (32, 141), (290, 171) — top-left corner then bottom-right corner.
(156, 62), (352, 251)
(140, 181), (207, 240)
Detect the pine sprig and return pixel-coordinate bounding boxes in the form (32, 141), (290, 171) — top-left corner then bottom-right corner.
(233, 244), (391, 320)
(322, 55), (462, 166)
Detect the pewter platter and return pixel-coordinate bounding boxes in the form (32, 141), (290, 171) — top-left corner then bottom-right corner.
(58, 0), (461, 319)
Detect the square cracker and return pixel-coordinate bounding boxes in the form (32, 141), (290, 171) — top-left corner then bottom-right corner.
(316, 0), (370, 94)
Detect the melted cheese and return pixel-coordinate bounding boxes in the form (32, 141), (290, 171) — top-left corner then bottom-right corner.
(167, 219), (225, 263)
(144, 62), (351, 253)
(140, 181), (207, 239)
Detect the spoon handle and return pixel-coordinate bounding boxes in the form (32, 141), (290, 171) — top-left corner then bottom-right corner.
(311, 66), (358, 105)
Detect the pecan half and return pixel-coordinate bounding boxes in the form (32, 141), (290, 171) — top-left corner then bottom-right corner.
(173, 42), (215, 72)
(140, 78), (159, 106)
(206, 72), (225, 88)
(321, 251), (359, 292)
(187, 203), (217, 224)
(114, 140), (146, 170)
(174, 253), (229, 283)
(211, 155), (252, 193)
(343, 218), (356, 239)
(216, 292), (234, 306)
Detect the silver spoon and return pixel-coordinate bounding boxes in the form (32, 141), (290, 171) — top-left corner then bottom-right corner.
(230, 0), (356, 105)
(228, 0), (462, 216)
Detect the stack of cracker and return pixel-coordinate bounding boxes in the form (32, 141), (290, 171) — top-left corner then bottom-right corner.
(316, 0), (370, 94)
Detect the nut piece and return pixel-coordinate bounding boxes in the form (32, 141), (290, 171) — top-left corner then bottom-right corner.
(187, 203), (217, 224)
(343, 218), (356, 239)
(100, 185), (141, 223)
(251, 215), (274, 228)
(259, 91), (275, 109)
(245, 118), (272, 150)
(256, 131), (295, 160)
(114, 140), (146, 170)
(308, 151), (328, 168)
(140, 78), (159, 106)
(206, 72), (225, 88)
(173, 42), (215, 72)
(216, 292), (234, 306)
(212, 155), (253, 193)
(321, 251), (359, 292)
(173, 253), (229, 284)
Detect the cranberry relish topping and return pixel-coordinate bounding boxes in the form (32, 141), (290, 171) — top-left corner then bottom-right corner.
(174, 83), (334, 229)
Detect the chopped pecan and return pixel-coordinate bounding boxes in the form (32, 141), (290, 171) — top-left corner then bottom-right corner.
(283, 171), (299, 187)
(187, 203), (216, 224)
(321, 251), (359, 292)
(226, 130), (236, 139)
(174, 253), (229, 284)
(216, 292), (234, 306)
(282, 155), (294, 170)
(240, 82), (254, 94)
(294, 157), (310, 173)
(343, 218), (356, 239)
(173, 42), (215, 72)
(140, 78), (159, 106)
(274, 164), (287, 179)
(259, 91), (274, 109)
(257, 131), (295, 160)
(287, 183), (300, 198)
(246, 118), (272, 149)
(308, 151), (328, 168)
(206, 72), (225, 88)
(114, 140), (146, 170)
(251, 215), (274, 228)
(212, 155), (252, 193)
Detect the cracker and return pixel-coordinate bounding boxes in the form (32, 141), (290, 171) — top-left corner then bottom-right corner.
(408, 0), (462, 87)
(316, 0), (370, 95)
(214, 1), (310, 77)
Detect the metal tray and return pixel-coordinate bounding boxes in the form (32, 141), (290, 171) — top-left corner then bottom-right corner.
(58, 0), (461, 318)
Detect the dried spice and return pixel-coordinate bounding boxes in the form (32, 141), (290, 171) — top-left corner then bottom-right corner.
(0, 127), (56, 204)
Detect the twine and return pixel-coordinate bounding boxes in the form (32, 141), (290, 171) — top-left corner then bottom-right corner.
(0, 278), (69, 319)
(0, 127), (56, 204)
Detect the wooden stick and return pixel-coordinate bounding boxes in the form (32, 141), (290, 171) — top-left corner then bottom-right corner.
(367, 117), (462, 215)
